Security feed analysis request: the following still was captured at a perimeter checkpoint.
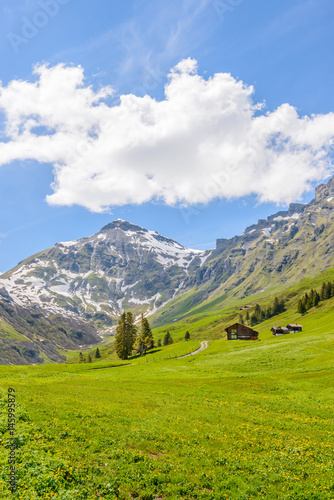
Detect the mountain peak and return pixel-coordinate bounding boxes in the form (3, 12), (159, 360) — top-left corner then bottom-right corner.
(100, 219), (146, 233)
(315, 175), (334, 200)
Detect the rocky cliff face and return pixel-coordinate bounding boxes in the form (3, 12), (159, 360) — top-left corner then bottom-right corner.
(0, 286), (101, 364)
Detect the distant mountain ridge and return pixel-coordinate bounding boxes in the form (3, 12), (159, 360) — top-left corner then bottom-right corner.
(1, 176), (334, 363)
(0, 218), (210, 332)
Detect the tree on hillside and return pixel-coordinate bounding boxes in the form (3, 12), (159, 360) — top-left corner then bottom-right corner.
(135, 314), (154, 356)
(313, 291), (320, 307)
(115, 312), (137, 360)
(95, 347), (101, 359)
(185, 331), (190, 341)
(79, 352), (85, 363)
(163, 331), (173, 345)
(297, 299), (306, 315)
(87, 354), (92, 363)
(157, 338), (162, 347)
(250, 313), (258, 327)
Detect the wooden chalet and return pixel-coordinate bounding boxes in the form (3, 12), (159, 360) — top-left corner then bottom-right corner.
(225, 323), (259, 340)
(287, 324), (303, 332)
(271, 326), (290, 336)
(271, 324), (303, 336)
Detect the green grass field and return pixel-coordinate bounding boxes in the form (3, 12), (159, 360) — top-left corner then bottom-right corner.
(0, 294), (333, 500)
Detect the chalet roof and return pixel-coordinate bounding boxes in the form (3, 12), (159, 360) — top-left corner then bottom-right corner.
(225, 323), (258, 334)
(287, 324), (303, 328)
(272, 326), (289, 332)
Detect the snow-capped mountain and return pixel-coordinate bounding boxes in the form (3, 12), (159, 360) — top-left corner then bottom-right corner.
(0, 219), (210, 331)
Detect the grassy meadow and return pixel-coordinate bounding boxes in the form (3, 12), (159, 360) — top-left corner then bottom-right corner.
(0, 295), (334, 500)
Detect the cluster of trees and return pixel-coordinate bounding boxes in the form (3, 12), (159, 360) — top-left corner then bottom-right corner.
(320, 281), (334, 301)
(79, 347), (101, 363)
(297, 281), (334, 314)
(157, 330), (190, 347)
(115, 312), (154, 360)
(297, 289), (320, 314)
(239, 297), (286, 327)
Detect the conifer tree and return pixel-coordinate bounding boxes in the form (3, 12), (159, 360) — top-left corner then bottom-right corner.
(321, 281), (327, 300)
(245, 310), (250, 323)
(79, 352), (85, 363)
(95, 347), (101, 359)
(135, 314), (154, 355)
(115, 312), (137, 360)
(87, 354), (92, 363)
(313, 291), (320, 307)
(250, 313), (257, 326)
(279, 298), (285, 314)
(297, 299), (306, 314)
(185, 331), (190, 340)
(325, 282), (332, 300)
(163, 331), (173, 345)
(272, 297), (279, 315)
(157, 338), (162, 347)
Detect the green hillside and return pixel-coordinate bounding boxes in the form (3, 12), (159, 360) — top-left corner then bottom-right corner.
(0, 293), (333, 499)
(151, 266), (334, 343)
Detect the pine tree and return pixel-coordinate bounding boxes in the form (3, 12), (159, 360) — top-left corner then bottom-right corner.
(185, 331), (190, 340)
(272, 297), (280, 315)
(115, 312), (137, 360)
(163, 331), (173, 345)
(265, 306), (272, 319)
(325, 282), (332, 300)
(87, 354), (92, 363)
(254, 304), (261, 321)
(279, 298), (285, 314)
(135, 314), (154, 356)
(250, 313), (257, 327)
(95, 347), (101, 359)
(157, 338), (162, 347)
(245, 310), (250, 323)
(297, 299), (306, 314)
(238, 314), (244, 325)
(321, 281), (326, 300)
(79, 352), (85, 363)
(304, 292), (312, 311)
(313, 291), (320, 307)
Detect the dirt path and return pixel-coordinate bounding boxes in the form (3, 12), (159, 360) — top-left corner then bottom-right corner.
(175, 340), (209, 359)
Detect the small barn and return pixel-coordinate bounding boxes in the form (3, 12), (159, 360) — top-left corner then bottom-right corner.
(287, 324), (303, 332)
(225, 323), (259, 340)
(271, 326), (290, 336)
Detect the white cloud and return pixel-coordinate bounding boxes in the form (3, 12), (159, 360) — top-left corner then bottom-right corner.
(0, 58), (333, 211)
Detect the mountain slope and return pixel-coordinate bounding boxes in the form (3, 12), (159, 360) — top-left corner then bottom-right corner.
(153, 176), (334, 325)
(0, 219), (209, 332)
(0, 287), (101, 364)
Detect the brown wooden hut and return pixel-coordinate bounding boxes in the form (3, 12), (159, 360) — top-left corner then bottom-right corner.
(225, 323), (259, 340)
(287, 324), (303, 332)
(271, 326), (290, 336)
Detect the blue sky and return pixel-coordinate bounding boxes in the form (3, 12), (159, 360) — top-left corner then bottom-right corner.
(0, 0), (333, 271)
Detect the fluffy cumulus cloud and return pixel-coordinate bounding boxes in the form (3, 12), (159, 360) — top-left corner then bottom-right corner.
(0, 59), (333, 211)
